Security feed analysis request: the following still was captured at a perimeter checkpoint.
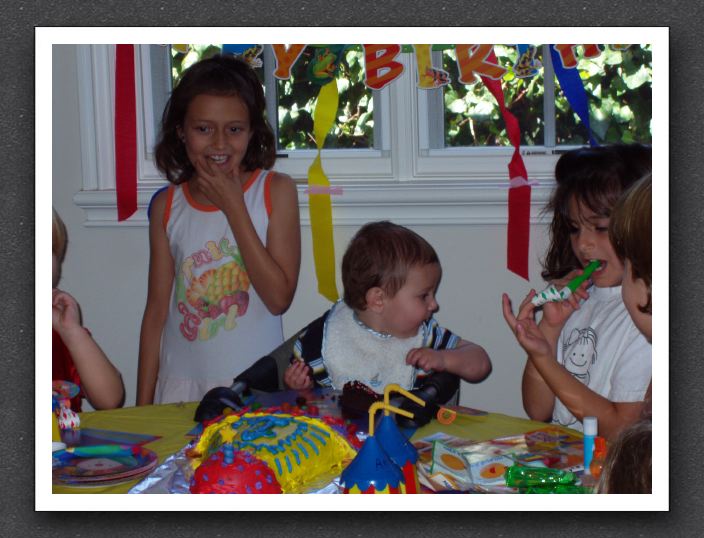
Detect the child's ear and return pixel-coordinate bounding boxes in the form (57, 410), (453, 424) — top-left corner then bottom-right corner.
(365, 287), (385, 313)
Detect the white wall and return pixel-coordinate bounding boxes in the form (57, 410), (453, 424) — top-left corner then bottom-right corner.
(52, 44), (552, 417)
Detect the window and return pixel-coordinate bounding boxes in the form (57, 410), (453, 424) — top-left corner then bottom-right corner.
(72, 44), (653, 227)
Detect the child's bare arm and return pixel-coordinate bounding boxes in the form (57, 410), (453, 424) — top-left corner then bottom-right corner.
(53, 290), (124, 409)
(137, 191), (174, 406)
(406, 339), (491, 383)
(526, 351), (646, 440)
(502, 291), (556, 420)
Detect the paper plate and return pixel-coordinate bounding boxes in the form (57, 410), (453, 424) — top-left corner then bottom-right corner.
(52, 380), (80, 399)
(52, 446), (159, 486)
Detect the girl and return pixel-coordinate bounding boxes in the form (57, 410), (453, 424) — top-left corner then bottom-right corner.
(137, 55), (301, 405)
(501, 144), (651, 440)
(53, 208), (124, 411)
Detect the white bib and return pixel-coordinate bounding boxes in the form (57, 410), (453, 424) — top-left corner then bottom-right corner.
(322, 302), (423, 393)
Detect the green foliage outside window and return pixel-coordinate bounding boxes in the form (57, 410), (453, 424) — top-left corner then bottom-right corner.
(170, 44), (652, 151)
(441, 44), (652, 147)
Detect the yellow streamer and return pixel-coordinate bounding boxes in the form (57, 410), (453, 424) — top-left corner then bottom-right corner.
(307, 79), (340, 302)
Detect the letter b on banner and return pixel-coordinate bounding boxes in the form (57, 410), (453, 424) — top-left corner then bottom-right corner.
(363, 44), (404, 90)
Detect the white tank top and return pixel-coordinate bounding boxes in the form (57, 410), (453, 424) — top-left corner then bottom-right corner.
(155, 169), (284, 404)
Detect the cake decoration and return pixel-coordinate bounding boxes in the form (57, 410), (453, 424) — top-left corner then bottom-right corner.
(188, 406), (359, 494)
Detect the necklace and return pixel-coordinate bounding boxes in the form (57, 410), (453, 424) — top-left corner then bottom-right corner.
(352, 311), (393, 339)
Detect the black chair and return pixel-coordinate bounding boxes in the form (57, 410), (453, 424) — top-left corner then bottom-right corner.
(194, 328), (461, 427)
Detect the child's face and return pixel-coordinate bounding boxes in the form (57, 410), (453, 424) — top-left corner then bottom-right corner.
(179, 94), (252, 179)
(380, 263), (441, 338)
(567, 197), (624, 288)
(622, 259), (652, 342)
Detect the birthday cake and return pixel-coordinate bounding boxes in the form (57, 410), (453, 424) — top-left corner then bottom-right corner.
(188, 407), (359, 494)
(339, 381), (382, 419)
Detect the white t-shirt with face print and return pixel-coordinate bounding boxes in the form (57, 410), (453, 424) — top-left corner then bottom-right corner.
(552, 285), (652, 432)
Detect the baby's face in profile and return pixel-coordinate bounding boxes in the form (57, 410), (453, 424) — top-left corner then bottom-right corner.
(380, 262), (441, 338)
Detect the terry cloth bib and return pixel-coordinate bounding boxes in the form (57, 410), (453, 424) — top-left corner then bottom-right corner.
(321, 302), (423, 392)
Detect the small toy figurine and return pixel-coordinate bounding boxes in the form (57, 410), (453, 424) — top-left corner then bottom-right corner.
(52, 380), (81, 431)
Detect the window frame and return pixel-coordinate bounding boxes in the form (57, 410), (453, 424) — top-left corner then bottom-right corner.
(73, 44), (560, 227)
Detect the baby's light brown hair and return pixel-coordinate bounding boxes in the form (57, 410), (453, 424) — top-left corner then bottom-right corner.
(52, 207), (68, 261)
(342, 221), (439, 311)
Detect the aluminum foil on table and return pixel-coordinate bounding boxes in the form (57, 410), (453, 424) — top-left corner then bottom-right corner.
(128, 441), (347, 494)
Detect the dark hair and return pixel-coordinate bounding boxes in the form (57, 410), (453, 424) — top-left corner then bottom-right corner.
(342, 221), (440, 311)
(154, 54), (276, 184)
(542, 144), (652, 280)
(609, 174), (652, 313)
(597, 419), (652, 494)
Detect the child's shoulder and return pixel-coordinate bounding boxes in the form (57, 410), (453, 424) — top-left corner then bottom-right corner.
(268, 171), (296, 190)
(266, 171), (298, 207)
(147, 184), (175, 221)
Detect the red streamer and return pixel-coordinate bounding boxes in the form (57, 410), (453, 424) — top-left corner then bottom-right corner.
(115, 44), (137, 221)
(481, 50), (531, 280)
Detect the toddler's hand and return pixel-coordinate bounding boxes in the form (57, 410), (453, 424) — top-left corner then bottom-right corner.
(406, 348), (445, 373)
(283, 360), (313, 390)
(52, 288), (82, 334)
(502, 292), (552, 360)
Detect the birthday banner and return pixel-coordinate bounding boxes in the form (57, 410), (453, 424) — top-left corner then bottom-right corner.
(116, 44), (629, 289)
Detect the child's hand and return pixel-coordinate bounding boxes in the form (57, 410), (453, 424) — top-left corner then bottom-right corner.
(193, 157), (244, 213)
(283, 360), (313, 390)
(502, 292), (553, 360)
(540, 270), (590, 330)
(52, 288), (82, 334)
(405, 348), (445, 373)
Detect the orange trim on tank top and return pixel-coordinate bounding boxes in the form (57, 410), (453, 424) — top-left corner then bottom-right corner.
(264, 171), (274, 217)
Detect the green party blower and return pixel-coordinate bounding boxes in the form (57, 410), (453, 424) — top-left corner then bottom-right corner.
(531, 260), (601, 307)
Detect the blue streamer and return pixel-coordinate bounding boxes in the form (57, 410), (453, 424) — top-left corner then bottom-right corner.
(549, 45), (599, 147)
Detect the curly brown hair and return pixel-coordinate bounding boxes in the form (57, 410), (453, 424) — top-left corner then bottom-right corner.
(154, 54), (276, 184)
(342, 221), (440, 311)
(542, 144), (652, 281)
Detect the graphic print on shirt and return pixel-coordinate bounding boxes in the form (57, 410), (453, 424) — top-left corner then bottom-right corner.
(175, 237), (250, 342)
(562, 327), (598, 385)
(554, 327), (598, 428)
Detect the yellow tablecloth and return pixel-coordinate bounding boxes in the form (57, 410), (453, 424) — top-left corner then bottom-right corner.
(411, 409), (579, 443)
(53, 402), (581, 494)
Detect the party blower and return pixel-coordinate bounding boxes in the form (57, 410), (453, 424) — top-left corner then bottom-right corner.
(340, 401), (414, 494)
(531, 260), (601, 307)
